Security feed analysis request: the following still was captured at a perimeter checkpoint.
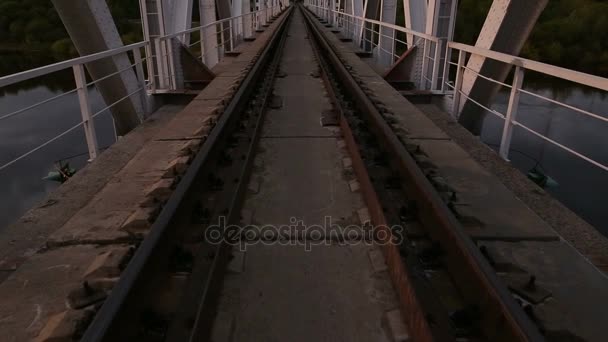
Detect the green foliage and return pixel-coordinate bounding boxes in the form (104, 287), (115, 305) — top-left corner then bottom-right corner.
(455, 0), (608, 76)
(50, 38), (76, 57)
(0, 0), (141, 60)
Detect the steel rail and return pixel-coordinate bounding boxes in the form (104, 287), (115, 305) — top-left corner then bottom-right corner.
(79, 8), (291, 342)
(301, 7), (435, 342)
(301, 6), (545, 342)
(164, 8), (294, 341)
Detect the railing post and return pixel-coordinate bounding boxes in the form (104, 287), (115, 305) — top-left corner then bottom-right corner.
(431, 40), (441, 90)
(420, 39), (430, 88)
(166, 39), (177, 90)
(220, 23), (226, 56)
(133, 48), (149, 116)
(72, 64), (99, 161)
(229, 20), (235, 51)
(499, 66), (525, 160)
(451, 49), (466, 117)
(391, 28), (396, 64)
(144, 42), (156, 93)
(441, 45), (452, 93)
(154, 37), (168, 89)
(200, 26), (206, 63)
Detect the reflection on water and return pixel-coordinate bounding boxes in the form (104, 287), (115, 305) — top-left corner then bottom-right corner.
(0, 55), (115, 230)
(483, 82), (608, 236)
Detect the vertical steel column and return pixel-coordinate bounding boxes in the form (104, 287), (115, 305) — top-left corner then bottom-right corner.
(402, 0), (426, 46)
(200, 0), (219, 66)
(378, 0), (397, 67)
(458, 0), (548, 134)
(242, 0), (253, 38)
(138, 0), (156, 93)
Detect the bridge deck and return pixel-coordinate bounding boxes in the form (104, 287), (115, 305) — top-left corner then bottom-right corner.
(210, 12), (395, 341)
(0, 5), (607, 342)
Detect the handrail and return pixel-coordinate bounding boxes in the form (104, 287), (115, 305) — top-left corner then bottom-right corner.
(449, 42), (608, 92)
(161, 6), (281, 40)
(0, 42), (147, 88)
(307, 1), (608, 173)
(0, 7), (286, 172)
(318, 6), (440, 43)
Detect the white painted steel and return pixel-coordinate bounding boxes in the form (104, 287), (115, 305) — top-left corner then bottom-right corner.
(73, 64), (99, 161)
(499, 66), (524, 160)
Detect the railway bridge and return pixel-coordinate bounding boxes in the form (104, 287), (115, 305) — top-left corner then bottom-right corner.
(1, 1), (608, 341)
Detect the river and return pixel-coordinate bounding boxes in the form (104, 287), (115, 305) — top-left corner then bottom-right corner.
(485, 81), (608, 235)
(1, 54), (607, 237)
(0, 54), (116, 230)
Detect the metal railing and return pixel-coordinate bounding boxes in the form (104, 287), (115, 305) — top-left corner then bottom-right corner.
(305, 3), (608, 173)
(306, 4), (443, 91)
(153, 6), (282, 91)
(445, 43), (608, 171)
(0, 6), (285, 173)
(0, 42), (149, 169)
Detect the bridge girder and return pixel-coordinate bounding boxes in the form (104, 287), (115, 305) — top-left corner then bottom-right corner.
(51, 0), (144, 136)
(457, 0), (549, 134)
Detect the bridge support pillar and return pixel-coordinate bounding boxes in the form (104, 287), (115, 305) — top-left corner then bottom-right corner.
(233, 0), (253, 39)
(166, 0), (195, 45)
(52, 0), (143, 136)
(361, 0), (380, 51)
(457, 0), (548, 134)
(401, 0), (457, 90)
(200, 0), (220, 67)
(242, 0), (253, 38)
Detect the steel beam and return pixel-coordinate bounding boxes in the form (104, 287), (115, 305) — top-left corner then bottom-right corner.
(402, 0), (426, 46)
(401, 0), (456, 90)
(352, 0), (364, 17)
(360, 0), (381, 49)
(458, 0), (548, 134)
(242, 0), (253, 38)
(200, 0), (220, 66)
(52, 0), (142, 136)
(378, 0), (397, 67)
(165, 0), (195, 45)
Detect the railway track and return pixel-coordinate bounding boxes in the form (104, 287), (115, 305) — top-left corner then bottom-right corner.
(300, 7), (543, 342)
(76, 4), (548, 342)
(80, 8), (295, 342)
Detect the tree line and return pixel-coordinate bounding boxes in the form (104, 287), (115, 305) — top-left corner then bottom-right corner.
(0, 0), (607, 76)
(456, 0), (608, 76)
(0, 0), (141, 58)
